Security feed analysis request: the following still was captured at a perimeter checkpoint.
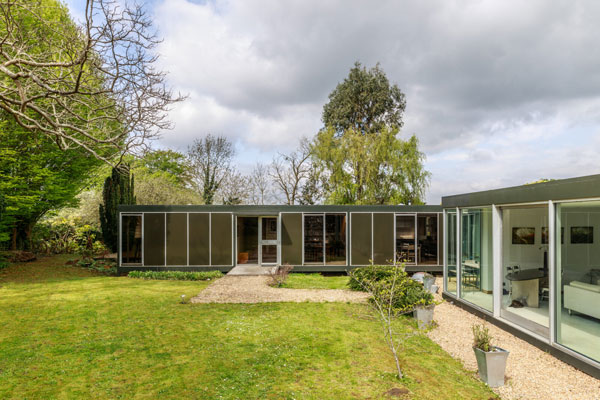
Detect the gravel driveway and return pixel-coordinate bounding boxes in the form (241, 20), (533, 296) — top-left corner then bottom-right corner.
(191, 275), (369, 304)
(428, 279), (600, 400)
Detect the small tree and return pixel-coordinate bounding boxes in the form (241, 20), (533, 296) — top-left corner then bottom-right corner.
(348, 264), (426, 379)
(270, 138), (312, 205)
(99, 166), (136, 252)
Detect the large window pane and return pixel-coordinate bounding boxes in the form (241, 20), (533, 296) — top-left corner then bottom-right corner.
(121, 215), (142, 264)
(166, 213), (187, 266)
(351, 213), (372, 265)
(189, 213), (210, 265)
(501, 205), (549, 337)
(418, 214), (438, 265)
(556, 201), (600, 362)
(373, 213), (394, 264)
(237, 217), (258, 264)
(144, 213), (165, 266)
(460, 208), (493, 311)
(211, 213), (233, 266)
(445, 210), (457, 295)
(396, 215), (416, 264)
(281, 213), (302, 265)
(325, 214), (346, 265)
(304, 215), (324, 264)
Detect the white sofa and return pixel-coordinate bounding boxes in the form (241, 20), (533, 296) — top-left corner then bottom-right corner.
(564, 281), (600, 320)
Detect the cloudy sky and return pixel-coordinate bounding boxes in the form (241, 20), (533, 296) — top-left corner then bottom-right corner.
(67, 0), (600, 204)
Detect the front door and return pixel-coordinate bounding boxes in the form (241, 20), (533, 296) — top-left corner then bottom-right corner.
(260, 217), (278, 265)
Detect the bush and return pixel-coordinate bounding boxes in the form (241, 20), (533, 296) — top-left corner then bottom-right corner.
(347, 265), (397, 291)
(127, 270), (223, 281)
(76, 258), (117, 275)
(32, 217), (108, 256)
(348, 265), (435, 313)
(268, 264), (293, 287)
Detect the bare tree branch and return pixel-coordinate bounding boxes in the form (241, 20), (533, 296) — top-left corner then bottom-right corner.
(0, 0), (185, 164)
(269, 137), (312, 205)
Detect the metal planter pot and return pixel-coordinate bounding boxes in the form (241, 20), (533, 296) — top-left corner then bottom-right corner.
(473, 346), (509, 387)
(423, 275), (436, 291)
(413, 305), (435, 329)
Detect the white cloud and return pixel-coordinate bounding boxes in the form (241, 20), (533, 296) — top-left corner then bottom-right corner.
(66, 0), (600, 204)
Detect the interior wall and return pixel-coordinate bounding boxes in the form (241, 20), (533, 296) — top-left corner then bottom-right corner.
(560, 206), (600, 283)
(502, 207), (548, 270)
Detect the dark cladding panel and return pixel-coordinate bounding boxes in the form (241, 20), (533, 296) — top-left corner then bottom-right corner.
(189, 213), (210, 266)
(166, 213), (188, 266)
(373, 213), (394, 265)
(351, 213), (372, 265)
(144, 213), (165, 266)
(211, 213), (233, 266)
(281, 213), (302, 265)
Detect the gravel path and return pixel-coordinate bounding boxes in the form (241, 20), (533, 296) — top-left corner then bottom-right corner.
(428, 279), (600, 400)
(191, 275), (370, 304)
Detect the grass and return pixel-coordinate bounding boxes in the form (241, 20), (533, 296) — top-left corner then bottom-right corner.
(0, 256), (498, 399)
(281, 273), (350, 289)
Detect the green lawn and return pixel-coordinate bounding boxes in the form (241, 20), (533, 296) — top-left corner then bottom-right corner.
(281, 273), (350, 289)
(0, 256), (497, 399)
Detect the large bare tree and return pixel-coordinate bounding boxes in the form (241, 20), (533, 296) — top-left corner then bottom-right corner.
(187, 134), (235, 205)
(270, 138), (312, 205)
(249, 162), (271, 205)
(0, 0), (184, 164)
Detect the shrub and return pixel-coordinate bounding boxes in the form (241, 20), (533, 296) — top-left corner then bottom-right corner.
(472, 324), (494, 352)
(347, 265), (397, 291)
(31, 218), (108, 256)
(268, 264), (293, 287)
(348, 264), (435, 313)
(128, 270), (223, 281)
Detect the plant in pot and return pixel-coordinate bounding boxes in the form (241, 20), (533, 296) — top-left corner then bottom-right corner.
(472, 324), (509, 387)
(412, 291), (436, 330)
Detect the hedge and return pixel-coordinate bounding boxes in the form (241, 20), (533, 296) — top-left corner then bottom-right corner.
(127, 270), (223, 281)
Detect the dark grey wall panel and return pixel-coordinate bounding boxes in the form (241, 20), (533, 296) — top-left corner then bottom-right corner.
(144, 213), (165, 266)
(211, 213), (233, 266)
(281, 213), (302, 265)
(373, 213), (394, 265)
(166, 213), (187, 266)
(351, 213), (372, 265)
(189, 213), (210, 265)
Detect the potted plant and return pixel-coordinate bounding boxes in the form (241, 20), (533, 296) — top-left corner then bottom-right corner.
(413, 291), (436, 329)
(472, 324), (509, 387)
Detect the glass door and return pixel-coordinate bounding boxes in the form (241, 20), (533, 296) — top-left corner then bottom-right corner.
(260, 217), (278, 265)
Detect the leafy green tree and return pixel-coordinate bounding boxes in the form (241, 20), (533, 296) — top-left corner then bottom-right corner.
(312, 126), (429, 205)
(314, 62), (429, 205)
(137, 150), (193, 187)
(99, 167), (136, 253)
(0, 113), (102, 249)
(322, 62), (406, 136)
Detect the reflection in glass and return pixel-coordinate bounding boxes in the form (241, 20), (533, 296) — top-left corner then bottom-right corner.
(445, 210), (457, 294)
(418, 214), (438, 265)
(262, 245), (277, 264)
(460, 208), (493, 311)
(304, 215), (324, 264)
(122, 215), (142, 264)
(237, 217), (258, 264)
(396, 215), (416, 263)
(262, 217), (277, 240)
(326, 214), (346, 265)
(556, 201), (600, 362)
(501, 205), (549, 336)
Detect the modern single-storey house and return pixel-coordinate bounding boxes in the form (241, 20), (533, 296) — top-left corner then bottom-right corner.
(118, 174), (600, 377)
(441, 174), (600, 378)
(118, 205), (443, 273)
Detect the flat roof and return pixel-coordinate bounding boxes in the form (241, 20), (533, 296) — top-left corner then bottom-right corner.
(118, 204), (443, 214)
(442, 174), (600, 208)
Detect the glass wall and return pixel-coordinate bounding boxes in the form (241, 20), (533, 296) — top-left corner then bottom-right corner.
(556, 201), (600, 363)
(304, 214), (324, 264)
(396, 215), (415, 263)
(418, 214), (438, 264)
(501, 205), (549, 336)
(325, 214), (346, 265)
(445, 210), (457, 294)
(304, 213), (347, 265)
(121, 215), (142, 264)
(460, 208), (493, 311)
